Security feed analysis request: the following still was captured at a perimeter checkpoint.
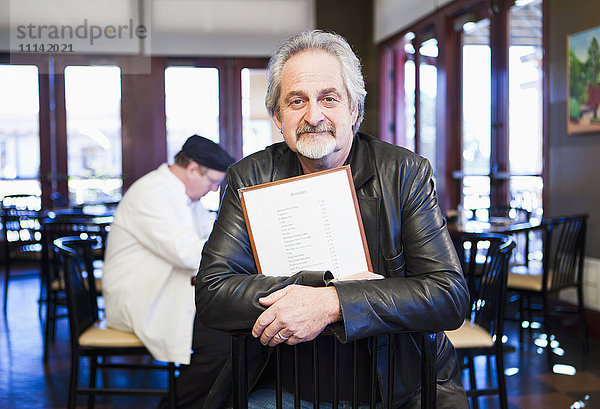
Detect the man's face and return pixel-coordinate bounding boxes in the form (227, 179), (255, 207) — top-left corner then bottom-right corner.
(185, 164), (225, 202)
(274, 50), (358, 167)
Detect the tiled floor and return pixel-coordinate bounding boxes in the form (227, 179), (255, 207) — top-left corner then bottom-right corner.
(1, 264), (599, 408)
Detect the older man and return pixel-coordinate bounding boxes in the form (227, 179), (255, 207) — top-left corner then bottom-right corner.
(103, 135), (234, 409)
(195, 31), (469, 408)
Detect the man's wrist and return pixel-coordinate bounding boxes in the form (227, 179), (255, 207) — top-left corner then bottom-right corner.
(324, 286), (341, 324)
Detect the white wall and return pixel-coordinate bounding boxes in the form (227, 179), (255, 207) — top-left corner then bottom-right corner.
(373, 0), (453, 43)
(149, 0), (314, 56)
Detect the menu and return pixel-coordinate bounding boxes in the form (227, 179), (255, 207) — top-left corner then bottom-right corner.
(239, 165), (372, 279)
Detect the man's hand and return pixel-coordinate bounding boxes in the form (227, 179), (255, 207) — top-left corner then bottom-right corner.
(252, 285), (339, 347)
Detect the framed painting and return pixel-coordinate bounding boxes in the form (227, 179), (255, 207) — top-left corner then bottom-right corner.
(567, 24), (600, 135)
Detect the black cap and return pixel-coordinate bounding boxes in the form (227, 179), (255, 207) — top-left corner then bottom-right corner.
(181, 135), (235, 172)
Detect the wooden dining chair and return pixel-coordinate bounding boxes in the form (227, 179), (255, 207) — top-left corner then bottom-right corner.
(446, 233), (515, 409)
(231, 330), (438, 409)
(452, 232), (512, 308)
(54, 236), (176, 409)
(41, 214), (111, 362)
(507, 214), (588, 368)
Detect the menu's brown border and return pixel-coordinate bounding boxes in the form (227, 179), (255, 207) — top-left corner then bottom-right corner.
(239, 165), (373, 275)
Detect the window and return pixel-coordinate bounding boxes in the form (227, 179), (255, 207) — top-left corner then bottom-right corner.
(165, 66), (221, 210)
(461, 18), (492, 210)
(404, 58), (416, 152)
(165, 67), (220, 160)
(508, 0), (544, 216)
(419, 38), (439, 173)
(379, 0), (548, 215)
(0, 65), (41, 199)
(241, 68), (282, 157)
(64, 65), (122, 205)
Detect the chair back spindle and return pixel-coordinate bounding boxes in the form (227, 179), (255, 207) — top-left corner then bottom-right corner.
(543, 216), (586, 292)
(54, 237), (101, 341)
(232, 331), (437, 409)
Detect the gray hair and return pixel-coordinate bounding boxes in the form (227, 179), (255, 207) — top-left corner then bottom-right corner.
(265, 30), (367, 134)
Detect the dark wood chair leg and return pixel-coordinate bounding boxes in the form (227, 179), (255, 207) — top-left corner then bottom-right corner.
(100, 355), (109, 389)
(43, 295), (53, 363)
(467, 353), (479, 409)
(421, 333), (436, 409)
(526, 295), (534, 342)
(68, 350), (79, 409)
(38, 270), (45, 317)
(232, 335), (248, 409)
(168, 362), (177, 409)
(577, 285), (589, 357)
(88, 354), (98, 409)
(3, 263), (9, 315)
(518, 295), (524, 344)
(496, 345), (508, 409)
(542, 294), (553, 369)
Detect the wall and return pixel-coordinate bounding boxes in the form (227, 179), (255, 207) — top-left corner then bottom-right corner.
(316, 0), (378, 136)
(548, 0), (600, 258)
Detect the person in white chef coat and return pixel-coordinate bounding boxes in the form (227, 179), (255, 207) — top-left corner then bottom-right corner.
(102, 134), (235, 409)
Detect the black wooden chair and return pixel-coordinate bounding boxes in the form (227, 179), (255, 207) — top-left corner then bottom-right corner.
(453, 232), (513, 310)
(41, 214), (111, 362)
(1, 194), (43, 314)
(507, 214), (588, 368)
(231, 331), (438, 409)
(54, 236), (176, 409)
(446, 233), (515, 409)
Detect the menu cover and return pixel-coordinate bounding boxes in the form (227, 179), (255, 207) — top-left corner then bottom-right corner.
(239, 165), (372, 279)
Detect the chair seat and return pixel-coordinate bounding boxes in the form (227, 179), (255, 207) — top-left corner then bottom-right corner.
(79, 320), (144, 348)
(507, 265), (543, 291)
(446, 320), (494, 349)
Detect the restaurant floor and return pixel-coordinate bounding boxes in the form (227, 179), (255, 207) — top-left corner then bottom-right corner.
(1, 264), (599, 409)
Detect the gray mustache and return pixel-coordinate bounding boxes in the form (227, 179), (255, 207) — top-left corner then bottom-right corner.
(296, 122), (335, 136)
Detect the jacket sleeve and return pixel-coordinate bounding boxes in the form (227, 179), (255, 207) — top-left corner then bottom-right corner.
(329, 157), (469, 342)
(195, 167), (333, 331)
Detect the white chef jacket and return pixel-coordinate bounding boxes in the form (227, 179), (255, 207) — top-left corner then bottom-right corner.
(102, 163), (215, 364)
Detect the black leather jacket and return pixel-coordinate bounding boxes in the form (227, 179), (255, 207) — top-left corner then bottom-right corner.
(196, 133), (469, 408)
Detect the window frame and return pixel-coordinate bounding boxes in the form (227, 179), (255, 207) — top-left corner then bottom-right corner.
(378, 0), (549, 215)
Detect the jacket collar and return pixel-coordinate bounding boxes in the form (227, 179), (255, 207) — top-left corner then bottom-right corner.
(271, 133), (375, 189)
(272, 145), (304, 182)
(345, 133), (375, 190)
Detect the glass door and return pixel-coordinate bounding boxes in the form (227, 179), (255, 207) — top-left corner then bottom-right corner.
(164, 66), (220, 210)
(241, 68), (282, 157)
(461, 18), (492, 212)
(64, 65), (123, 205)
(0, 65), (41, 199)
(508, 0), (544, 219)
(418, 38), (439, 175)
